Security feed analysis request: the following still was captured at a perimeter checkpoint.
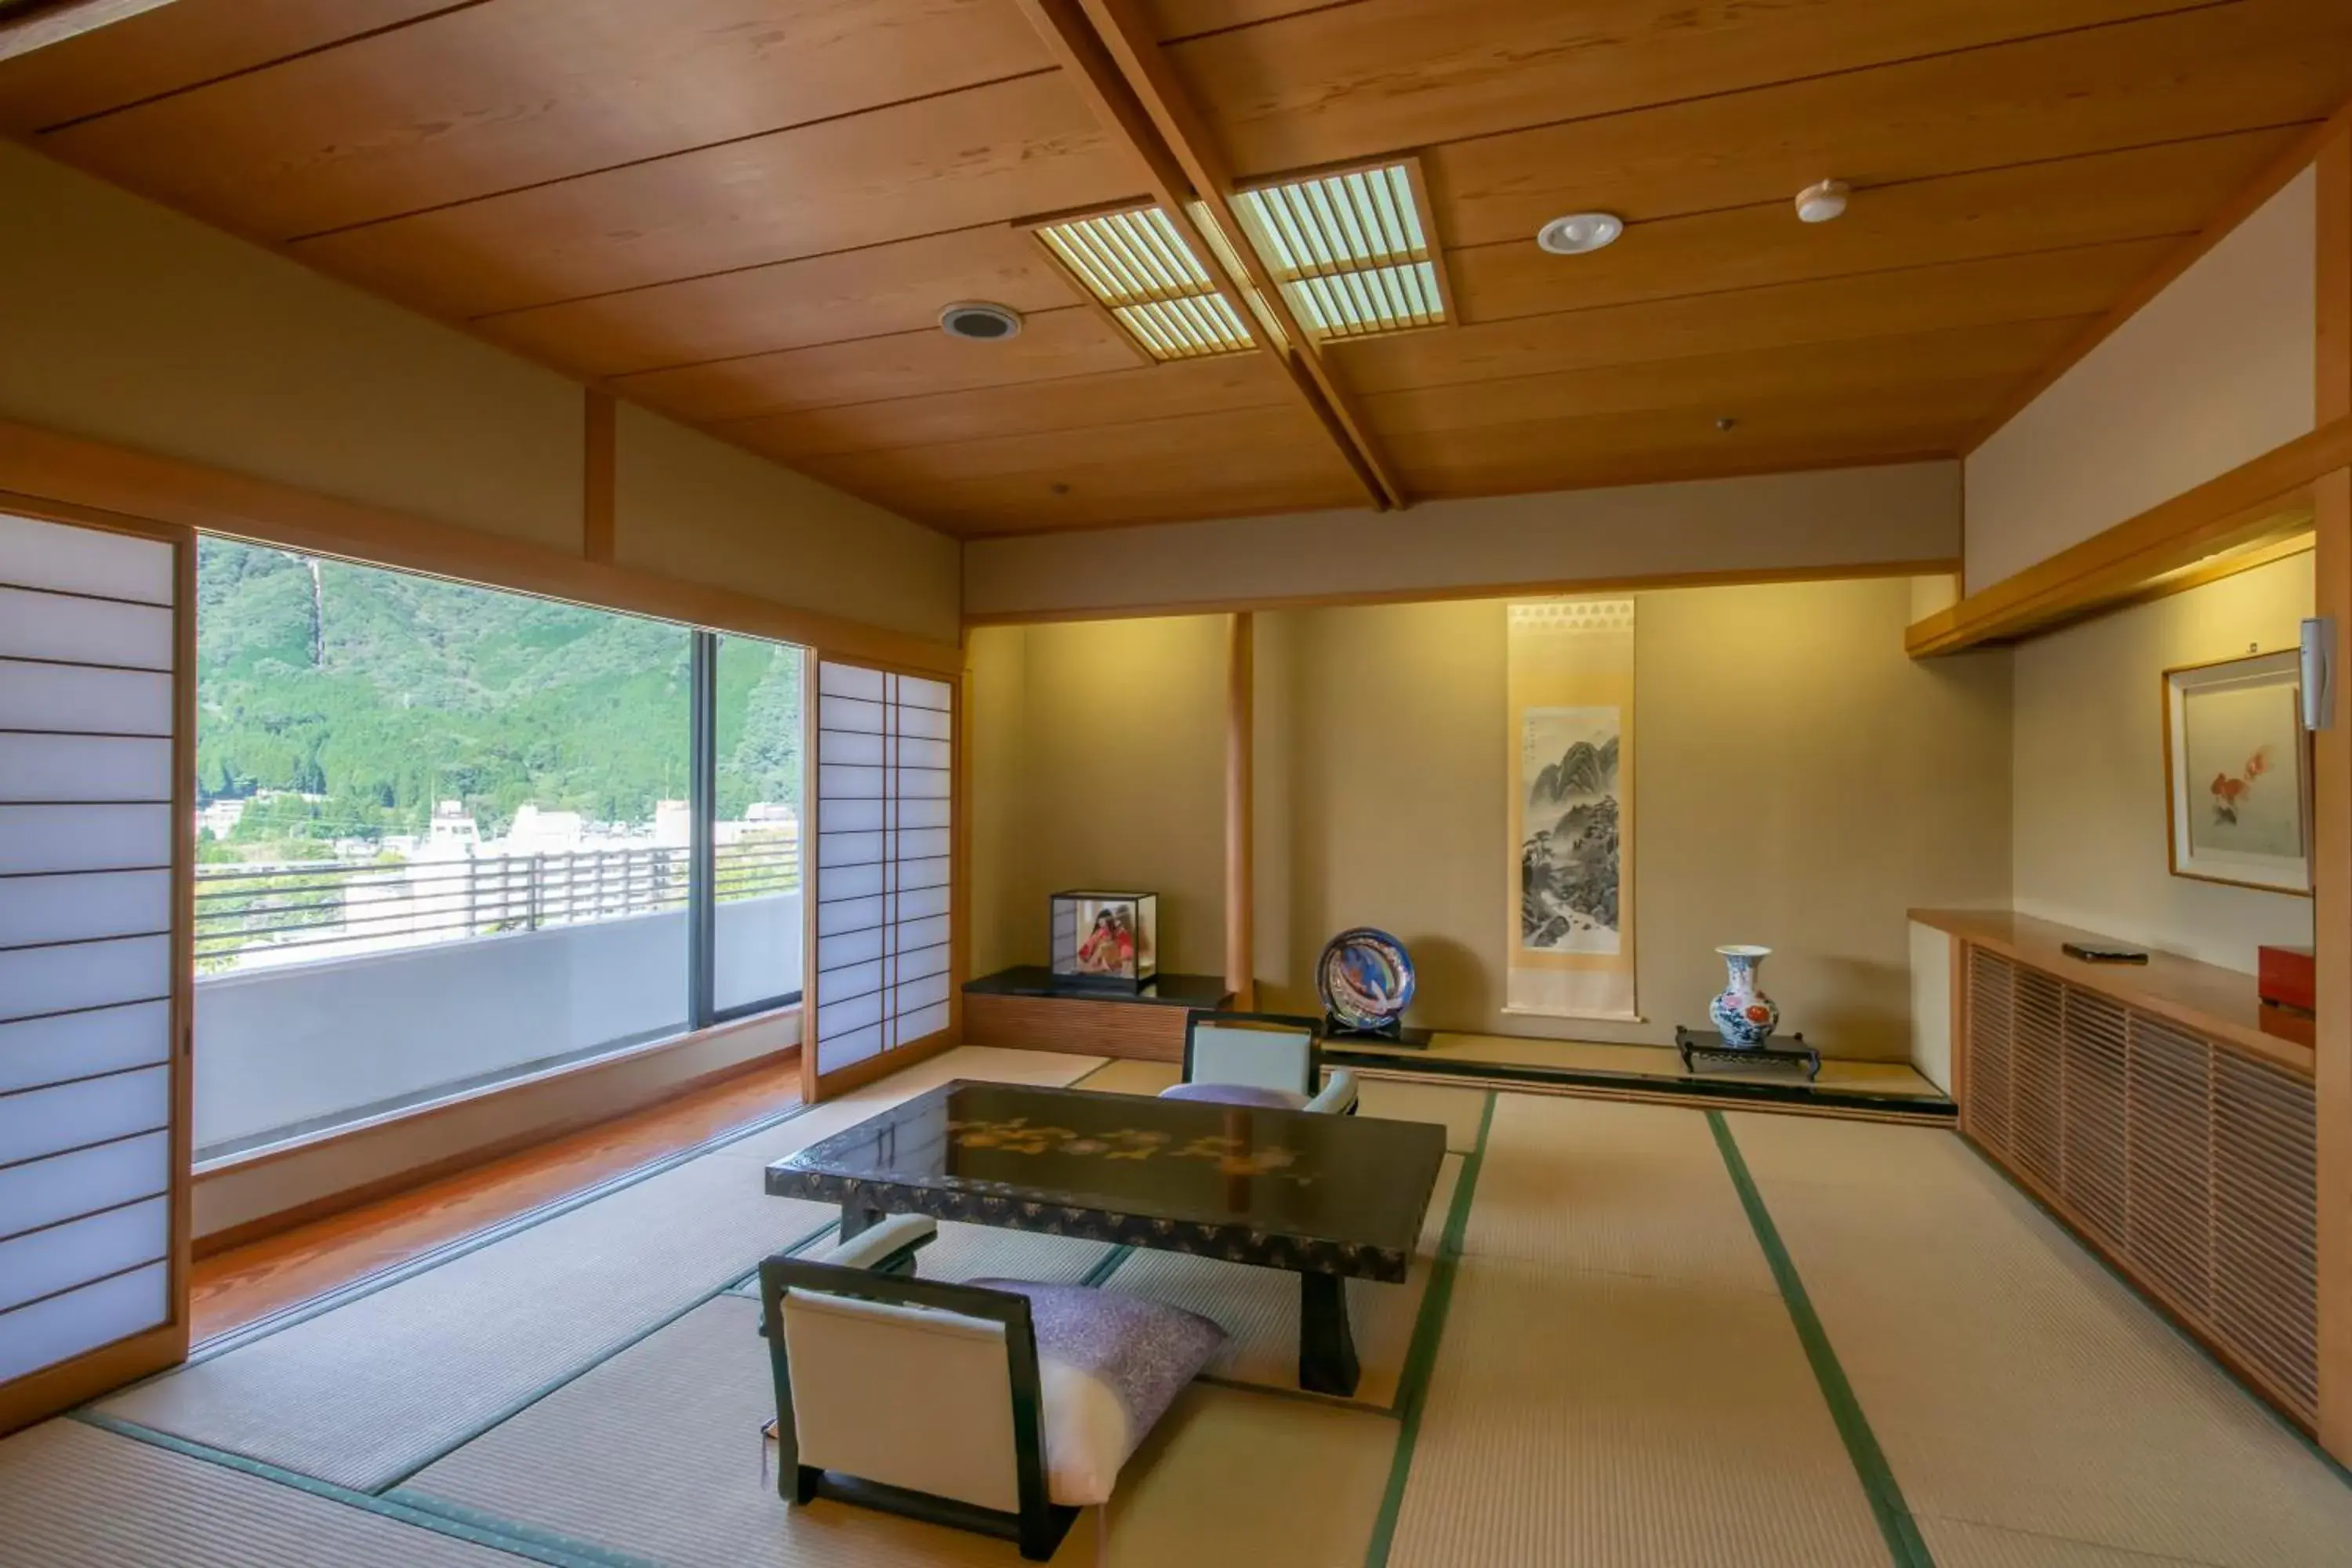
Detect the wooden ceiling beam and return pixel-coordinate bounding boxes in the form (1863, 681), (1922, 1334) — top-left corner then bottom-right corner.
(1011, 0), (1404, 511)
(0, 0), (176, 67)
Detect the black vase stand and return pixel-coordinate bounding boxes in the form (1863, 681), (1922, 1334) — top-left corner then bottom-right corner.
(1674, 1026), (1821, 1081)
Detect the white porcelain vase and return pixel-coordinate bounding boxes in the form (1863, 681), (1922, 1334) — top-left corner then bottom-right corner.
(1708, 945), (1780, 1048)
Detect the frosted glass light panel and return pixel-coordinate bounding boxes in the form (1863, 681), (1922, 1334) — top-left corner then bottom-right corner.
(0, 510), (182, 1397)
(813, 662), (953, 1078)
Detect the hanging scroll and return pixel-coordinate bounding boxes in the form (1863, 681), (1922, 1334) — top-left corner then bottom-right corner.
(1506, 599), (1635, 1020)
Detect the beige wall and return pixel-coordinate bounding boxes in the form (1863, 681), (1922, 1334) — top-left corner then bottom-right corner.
(614, 405), (960, 645)
(967, 624), (1031, 979)
(971, 576), (2013, 1058)
(2012, 551), (2316, 971)
(0, 138), (585, 551)
(964, 461), (1959, 621)
(1965, 168), (2318, 594)
(970, 615), (1234, 978)
(0, 140), (960, 647)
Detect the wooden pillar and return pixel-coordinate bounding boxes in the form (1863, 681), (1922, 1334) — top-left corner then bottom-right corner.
(2314, 120), (2350, 1461)
(1225, 612), (1255, 1011)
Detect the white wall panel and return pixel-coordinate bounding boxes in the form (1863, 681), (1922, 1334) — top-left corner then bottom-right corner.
(0, 1066), (169, 1167)
(0, 661), (172, 734)
(0, 804), (172, 874)
(0, 1001), (172, 1096)
(0, 511), (182, 1398)
(813, 661), (955, 1076)
(0, 1196), (169, 1313)
(0, 1131), (169, 1242)
(0, 869), (171, 948)
(0, 935), (170, 1022)
(0, 515), (172, 604)
(0, 586), (172, 668)
(0, 1261), (169, 1384)
(0, 734), (173, 803)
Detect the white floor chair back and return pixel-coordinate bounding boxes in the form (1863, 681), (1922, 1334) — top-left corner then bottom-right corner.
(1185, 1016), (1316, 1094)
(779, 1288), (1020, 1514)
(1166, 1010), (1359, 1114)
(759, 1214), (1227, 1563)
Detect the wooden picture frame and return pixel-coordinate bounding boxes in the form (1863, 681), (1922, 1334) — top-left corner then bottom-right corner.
(2162, 650), (2313, 895)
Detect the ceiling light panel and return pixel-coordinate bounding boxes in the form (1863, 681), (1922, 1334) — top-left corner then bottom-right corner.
(1234, 162), (1450, 340)
(1033, 207), (1257, 361)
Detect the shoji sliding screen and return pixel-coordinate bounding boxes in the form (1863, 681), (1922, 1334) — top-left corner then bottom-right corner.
(0, 506), (192, 1434)
(808, 661), (953, 1093)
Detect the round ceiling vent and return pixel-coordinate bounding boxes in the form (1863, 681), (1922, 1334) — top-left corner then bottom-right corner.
(939, 301), (1025, 341)
(1536, 212), (1624, 256)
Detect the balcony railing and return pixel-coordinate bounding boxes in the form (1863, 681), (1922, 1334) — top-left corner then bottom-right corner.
(194, 840), (799, 968)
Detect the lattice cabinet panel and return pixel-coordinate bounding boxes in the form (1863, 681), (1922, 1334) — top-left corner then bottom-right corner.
(1961, 947), (2318, 1426)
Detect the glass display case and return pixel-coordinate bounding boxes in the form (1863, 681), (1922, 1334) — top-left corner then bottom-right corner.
(1049, 890), (1159, 993)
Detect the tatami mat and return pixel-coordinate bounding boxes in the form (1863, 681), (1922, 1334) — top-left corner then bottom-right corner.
(408, 1296), (1040, 1566)
(0, 1420), (519, 1566)
(1922, 1517), (2238, 1568)
(97, 1047), (1105, 1494)
(714, 1047), (1105, 1166)
(100, 1154), (838, 1492)
(1384, 1250), (1888, 1568)
(914, 1221), (1117, 1285)
(1103, 1154), (1463, 1409)
(408, 1294), (1392, 1568)
(1069, 1058), (1182, 1095)
(1465, 1091), (1776, 1293)
(1724, 1111), (2352, 1568)
(1106, 1376), (1396, 1568)
(1352, 1079), (1487, 1153)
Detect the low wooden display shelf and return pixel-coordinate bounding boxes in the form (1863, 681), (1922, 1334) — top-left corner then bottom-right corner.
(960, 967), (1233, 1063)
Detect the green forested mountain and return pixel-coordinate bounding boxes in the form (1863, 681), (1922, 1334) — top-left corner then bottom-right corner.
(196, 540), (800, 843)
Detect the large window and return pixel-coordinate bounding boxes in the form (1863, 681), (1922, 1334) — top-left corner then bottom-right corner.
(711, 633), (804, 1020)
(191, 541), (803, 1160)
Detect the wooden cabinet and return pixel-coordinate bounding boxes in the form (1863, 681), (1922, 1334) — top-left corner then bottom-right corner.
(1954, 934), (2318, 1426)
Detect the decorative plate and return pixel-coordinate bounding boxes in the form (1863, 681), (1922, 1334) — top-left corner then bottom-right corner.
(1317, 927), (1416, 1030)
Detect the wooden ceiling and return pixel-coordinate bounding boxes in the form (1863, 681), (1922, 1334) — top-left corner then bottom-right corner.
(2, 0), (2347, 538)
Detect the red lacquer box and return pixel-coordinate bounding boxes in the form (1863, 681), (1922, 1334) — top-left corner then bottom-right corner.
(2258, 944), (2315, 1014)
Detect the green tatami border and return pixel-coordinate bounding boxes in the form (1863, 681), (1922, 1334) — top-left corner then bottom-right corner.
(1708, 1109), (1934, 1568)
(1363, 1090), (1495, 1566)
(71, 1409), (656, 1568)
(184, 1098), (818, 1367)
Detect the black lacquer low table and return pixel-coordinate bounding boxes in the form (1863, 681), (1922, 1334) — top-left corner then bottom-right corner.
(764, 1080), (1447, 1397)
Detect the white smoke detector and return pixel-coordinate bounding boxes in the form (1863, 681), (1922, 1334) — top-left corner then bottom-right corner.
(939, 302), (1024, 341)
(1795, 180), (1849, 224)
(1536, 212), (1624, 255)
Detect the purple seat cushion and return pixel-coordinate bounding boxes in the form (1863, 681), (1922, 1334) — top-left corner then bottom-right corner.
(965, 1279), (1226, 1504)
(1158, 1081), (1310, 1110)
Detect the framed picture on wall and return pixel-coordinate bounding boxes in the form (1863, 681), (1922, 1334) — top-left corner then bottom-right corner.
(2162, 650), (2311, 895)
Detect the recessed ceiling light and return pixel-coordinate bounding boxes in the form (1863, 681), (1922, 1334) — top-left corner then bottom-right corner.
(1537, 212), (1624, 256)
(1795, 180), (1849, 224)
(938, 301), (1023, 341)
(1232, 160), (1451, 340)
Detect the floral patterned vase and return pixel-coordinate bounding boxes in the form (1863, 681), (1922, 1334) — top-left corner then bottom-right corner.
(1708, 945), (1780, 1048)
